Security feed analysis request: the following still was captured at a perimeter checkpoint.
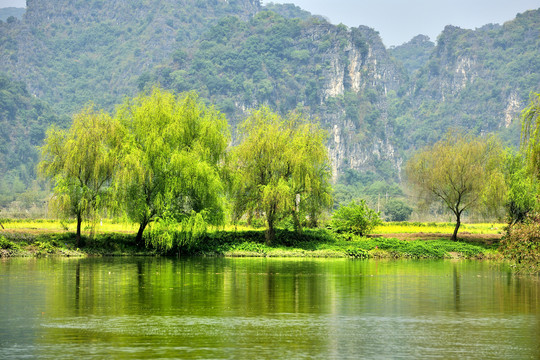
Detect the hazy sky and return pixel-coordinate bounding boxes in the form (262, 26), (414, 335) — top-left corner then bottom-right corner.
(264, 0), (539, 46)
(0, 0), (25, 8)
(1, 0), (538, 46)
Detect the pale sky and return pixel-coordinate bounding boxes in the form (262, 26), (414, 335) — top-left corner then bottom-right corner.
(0, 0), (25, 8)
(1, 0), (538, 46)
(263, 0), (539, 46)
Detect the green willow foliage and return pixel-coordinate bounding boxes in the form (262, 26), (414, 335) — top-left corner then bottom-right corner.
(406, 132), (506, 241)
(39, 106), (122, 245)
(231, 107), (332, 244)
(502, 151), (538, 226)
(521, 93), (540, 178)
(114, 88), (230, 247)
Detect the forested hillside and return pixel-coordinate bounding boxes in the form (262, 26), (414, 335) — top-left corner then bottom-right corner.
(400, 11), (540, 151)
(147, 10), (406, 182)
(0, 0), (260, 115)
(0, 73), (67, 207)
(0, 0), (538, 213)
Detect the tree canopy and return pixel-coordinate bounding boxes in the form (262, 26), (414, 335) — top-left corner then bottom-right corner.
(114, 88), (230, 247)
(39, 106), (122, 245)
(405, 132), (506, 241)
(521, 93), (540, 178)
(231, 107), (332, 244)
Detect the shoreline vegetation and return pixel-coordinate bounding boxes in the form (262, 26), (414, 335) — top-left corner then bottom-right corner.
(0, 220), (503, 260)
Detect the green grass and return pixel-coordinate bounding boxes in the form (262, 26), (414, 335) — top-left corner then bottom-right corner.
(0, 220), (501, 259)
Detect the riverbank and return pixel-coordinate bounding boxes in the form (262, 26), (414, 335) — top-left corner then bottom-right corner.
(0, 224), (502, 260)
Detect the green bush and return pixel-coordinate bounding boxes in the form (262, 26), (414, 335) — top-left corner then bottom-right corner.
(383, 199), (413, 221)
(344, 247), (369, 259)
(0, 236), (20, 250)
(501, 216), (540, 273)
(231, 241), (268, 254)
(331, 200), (382, 236)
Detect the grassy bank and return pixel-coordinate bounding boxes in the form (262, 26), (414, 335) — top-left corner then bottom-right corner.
(0, 220), (502, 260)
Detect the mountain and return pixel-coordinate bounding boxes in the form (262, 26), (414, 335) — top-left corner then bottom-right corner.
(0, 0), (538, 211)
(401, 11), (539, 151)
(147, 10), (408, 182)
(0, 0), (260, 115)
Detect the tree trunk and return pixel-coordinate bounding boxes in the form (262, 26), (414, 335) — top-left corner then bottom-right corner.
(292, 210), (303, 235)
(452, 212), (461, 241)
(308, 210), (318, 228)
(265, 215), (275, 246)
(136, 221), (148, 248)
(76, 212), (82, 247)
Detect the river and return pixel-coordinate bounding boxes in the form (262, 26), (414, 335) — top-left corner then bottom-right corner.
(0, 257), (539, 359)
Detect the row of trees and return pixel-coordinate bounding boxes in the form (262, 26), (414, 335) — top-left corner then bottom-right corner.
(39, 88), (332, 247)
(40, 87), (540, 262)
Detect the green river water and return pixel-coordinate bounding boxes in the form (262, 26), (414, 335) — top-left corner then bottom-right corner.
(0, 257), (539, 359)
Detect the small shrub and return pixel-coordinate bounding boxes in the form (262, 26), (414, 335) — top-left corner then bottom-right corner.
(232, 241), (268, 254)
(331, 200), (382, 236)
(34, 241), (57, 254)
(501, 216), (540, 273)
(0, 236), (20, 250)
(345, 247), (369, 259)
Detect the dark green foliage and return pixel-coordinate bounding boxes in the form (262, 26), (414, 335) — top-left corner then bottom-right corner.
(390, 34), (434, 74)
(383, 199), (413, 221)
(347, 237), (489, 259)
(0, 73), (68, 207)
(344, 247), (369, 259)
(0, 235), (20, 250)
(503, 151), (538, 226)
(0, 226), (494, 259)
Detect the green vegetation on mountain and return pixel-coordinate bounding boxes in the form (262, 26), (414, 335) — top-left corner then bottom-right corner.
(147, 10), (398, 125)
(390, 34), (435, 75)
(0, 73), (67, 208)
(403, 12), (540, 151)
(0, 0), (261, 115)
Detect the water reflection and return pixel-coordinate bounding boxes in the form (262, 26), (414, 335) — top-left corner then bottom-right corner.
(0, 258), (539, 359)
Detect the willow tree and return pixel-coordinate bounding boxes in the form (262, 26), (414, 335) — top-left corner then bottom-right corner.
(231, 107), (332, 244)
(39, 106), (122, 246)
(406, 132), (505, 241)
(115, 88), (229, 247)
(521, 93), (540, 178)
